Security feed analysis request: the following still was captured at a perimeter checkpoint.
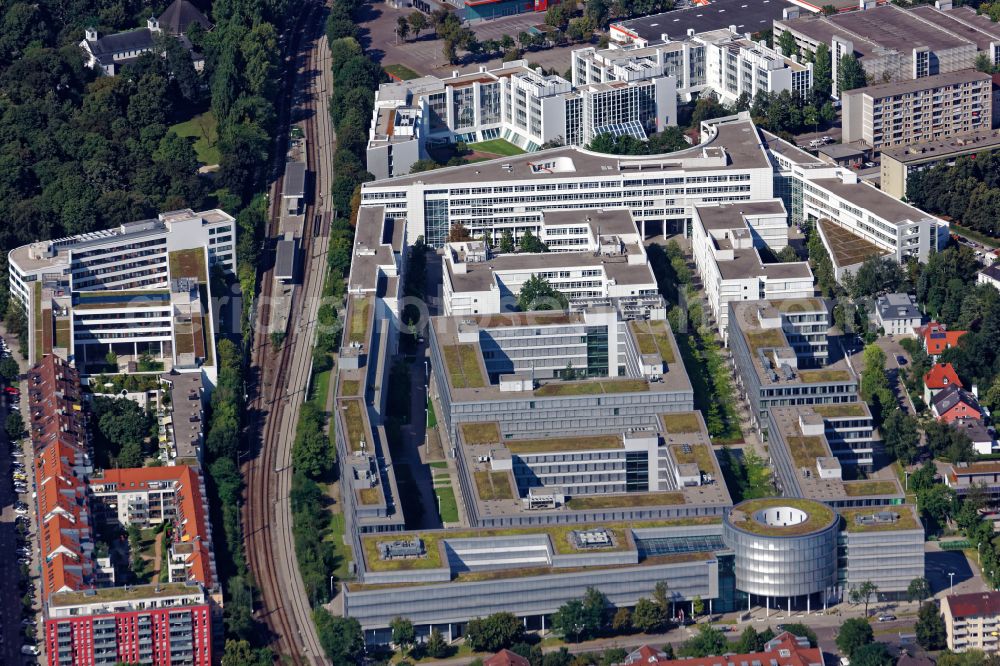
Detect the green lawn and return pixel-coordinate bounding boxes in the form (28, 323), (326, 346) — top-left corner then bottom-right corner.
(426, 397), (437, 428)
(384, 64), (421, 81)
(327, 511), (355, 581)
(435, 485), (459, 523)
(311, 369), (331, 406)
(429, 461), (448, 469)
(468, 138), (526, 156)
(168, 111), (220, 165)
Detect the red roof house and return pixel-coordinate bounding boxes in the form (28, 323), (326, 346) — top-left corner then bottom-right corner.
(484, 649), (530, 666)
(924, 362), (964, 404)
(617, 632), (822, 666)
(917, 321), (966, 358)
(931, 384), (983, 424)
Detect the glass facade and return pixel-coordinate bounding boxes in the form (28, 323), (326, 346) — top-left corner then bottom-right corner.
(424, 198), (450, 248)
(586, 325), (609, 376)
(625, 451), (648, 492)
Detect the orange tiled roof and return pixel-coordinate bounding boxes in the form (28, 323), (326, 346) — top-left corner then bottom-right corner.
(924, 362), (963, 390)
(917, 321), (967, 356)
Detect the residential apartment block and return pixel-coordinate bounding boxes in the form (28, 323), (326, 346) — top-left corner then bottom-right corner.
(8, 208), (234, 383)
(774, 2), (1000, 97)
(842, 69), (992, 151)
(366, 60), (676, 178)
(880, 127), (1000, 199)
(943, 591), (1000, 653)
(29, 357), (218, 666)
(691, 200), (813, 334)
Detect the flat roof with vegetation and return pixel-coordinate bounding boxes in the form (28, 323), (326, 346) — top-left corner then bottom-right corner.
(812, 403), (867, 418)
(50, 582), (203, 607)
(443, 344), (486, 389)
(168, 248), (208, 282)
(671, 443), (716, 473)
(661, 412), (702, 434)
(745, 328), (787, 352)
(341, 399), (369, 453)
(506, 434), (623, 454)
(786, 435), (830, 468)
(842, 480), (900, 497)
(840, 505), (921, 533)
(566, 492), (686, 509)
(798, 369), (853, 383)
(630, 319), (677, 365)
(361, 517), (723, 572)
(474, 471), (514, 500)
(727, 498), (837, 537)
(534, 378), (649, 397)
(461, 422), (500, 445)
(767, 298), (825, 313)
(348, 295), (373, 346)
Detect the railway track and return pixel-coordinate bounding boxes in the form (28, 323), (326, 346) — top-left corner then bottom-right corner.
(243, 1), (331, 662)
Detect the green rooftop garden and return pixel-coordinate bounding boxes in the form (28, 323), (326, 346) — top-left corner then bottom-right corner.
(505, 434), (622, 454)
(443, 344), (486, 389)
(167, 248), (207, 282)
(729, 498), (836, 537)
(798, 369), (853, 383)
(348, 296), (373, 346)
(54, 317), (70, 350)
(630, 320), (677, 365)
(768, 298), (824, 313)
(671, 443), (716, 473)
(341, 399), (368, 453)
(660, 412), (702, 434)
(339, 379), (361, 397)
(534, 378), (649, 397)
(474, 471), (514, 500)
(842, 480), (900, 497)
(33, 282), (43, 360)
(745, 328), (786, 352)
(358, 486), (383, 505)
(461, 422), (500, 445)
(566, 492), (686, 510)
(812, 403), (867, 418)
(840, 506), (921, 532)
(786, 435), (830, 468)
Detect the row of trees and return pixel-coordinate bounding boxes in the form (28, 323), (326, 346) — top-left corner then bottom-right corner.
(907, 152), (1000, 238)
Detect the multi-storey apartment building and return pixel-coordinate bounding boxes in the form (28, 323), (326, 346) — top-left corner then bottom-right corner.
(29, 357), (219, 665)
(842, 69), (992, 151)
(574, 27), (812, 106)
(8, 208), (232, 382)
(942, 591), (1000, 653)
(690, 200), (814, 334)
(880, 127), (1000, 199)
(774, 2), (1000, 97)
(366, 60), (676, 178)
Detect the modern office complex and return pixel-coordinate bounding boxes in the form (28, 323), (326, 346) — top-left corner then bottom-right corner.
(30, 357), (218, 666)
(774, 2), (1000, 97)
(842, 69), (992, 151)
(942, 591), (1000, 653)
(575, 27), (812, 107)
(8, 208), (234, 385)
(690, 200), (813, 334)
(441, 209), (661, 316)
(880, 127), (1000, 199)
(366, 60), (677, 178)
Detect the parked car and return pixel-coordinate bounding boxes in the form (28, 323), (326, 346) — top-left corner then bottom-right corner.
(878, 614), (896, 622)
(21, 645), (39, 656)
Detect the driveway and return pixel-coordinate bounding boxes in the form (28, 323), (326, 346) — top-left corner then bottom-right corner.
(876, 336), (918, 415)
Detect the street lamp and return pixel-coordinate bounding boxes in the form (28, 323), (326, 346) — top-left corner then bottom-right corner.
(949, 572), (956, 596)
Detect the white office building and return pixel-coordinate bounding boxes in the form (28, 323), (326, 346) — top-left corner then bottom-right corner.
(8, 209), (235, 382)
(574, 27), (812, 106)
(691, 200), (814, 335)
(366, 60), (677, 179)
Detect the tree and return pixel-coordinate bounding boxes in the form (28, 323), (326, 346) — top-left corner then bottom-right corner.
(691, 595), (704, 618)
(850, 642), (894, 666)
(976, 52), (995, 74)
(517, 275), (568, 312)
(851, 581), (879, 617)
(882, 410), (920, 465)
(0, 356), (19, 382)
(5, 411), (23, 440)
(396, 16), (410, 44)
(519, 230), (548, 253)
(907, 577), (932, 604)
(679, 624), (728, 658)
(838, 53), (867, 93)
(552, 599), (589, 642)
(737, 626), (764, 653)
(836, 617), (874, 658)
(777, 246), (800, 262)
(813, 42), (832, 100)
(778, 30), (797, 57)
(632, 597), (664, 633)
(499, 229), (515, 253)
(426, 628), (448, 658)
(611, 607), (632, 633)
(821, 4), (838, 14)
(916, 601), (947, 650)
(448, 223), (473, 242)
(465, 613), (524, 653)
(582, 587), (608, 635)
(408, 11), (428, 39)
(221, 640), (273, 666)
(391, 616), (415, 654)
(314, 610), (364, 664)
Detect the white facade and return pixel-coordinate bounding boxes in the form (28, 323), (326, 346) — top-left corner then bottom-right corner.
(573, 28), (812, 106)
(691, 200), (814, 335)
(366, 60), (677, 179)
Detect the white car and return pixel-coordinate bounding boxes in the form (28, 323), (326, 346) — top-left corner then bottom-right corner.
(14, 507), (28, 515)
(21, 645), (39, 656)
(11, 450), (24, 458)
